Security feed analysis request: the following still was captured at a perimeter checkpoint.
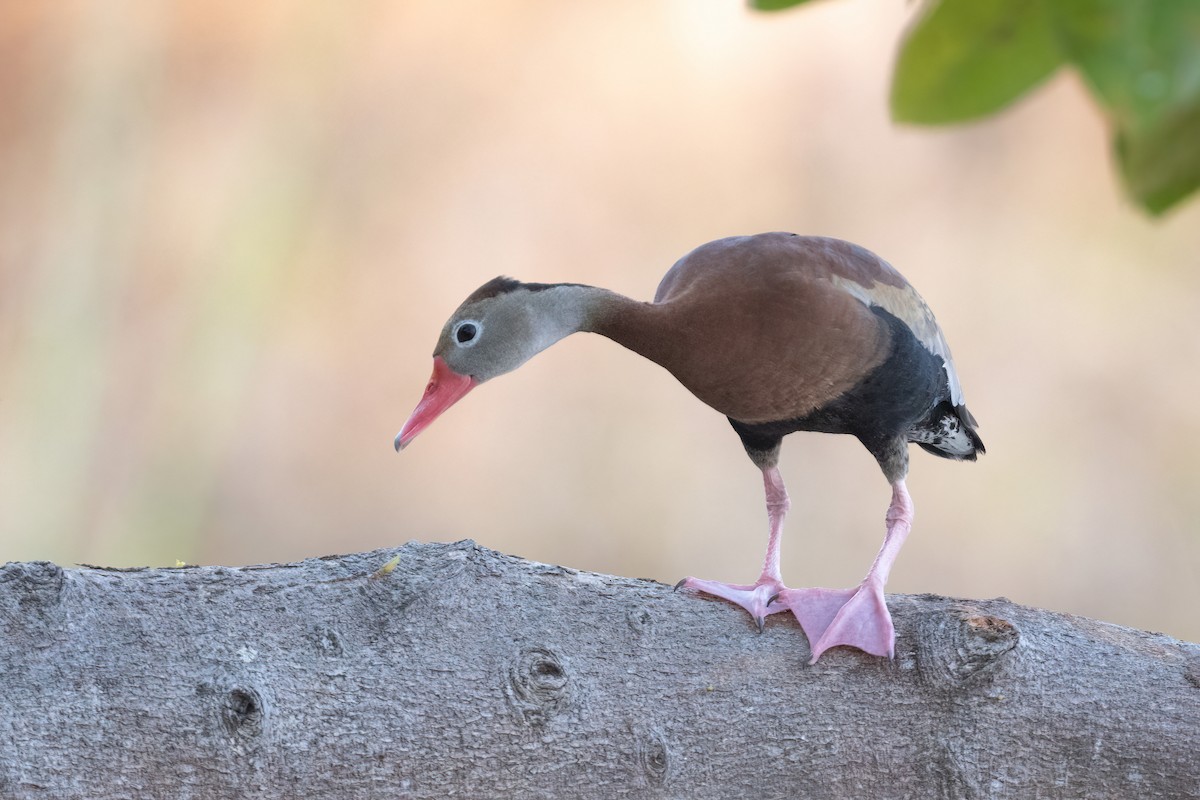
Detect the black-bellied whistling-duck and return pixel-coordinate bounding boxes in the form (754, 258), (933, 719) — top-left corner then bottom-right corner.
(395, 232), (983, 663)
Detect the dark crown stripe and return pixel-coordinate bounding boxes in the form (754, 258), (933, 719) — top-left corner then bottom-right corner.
(465, 277), (589, 303)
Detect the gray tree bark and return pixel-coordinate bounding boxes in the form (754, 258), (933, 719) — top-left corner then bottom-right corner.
(1, 539), (1198, 799)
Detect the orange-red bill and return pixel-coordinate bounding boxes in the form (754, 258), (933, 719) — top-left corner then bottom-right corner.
(394, 357), (477, 451)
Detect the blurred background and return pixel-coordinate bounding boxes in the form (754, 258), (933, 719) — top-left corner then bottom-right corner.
(1, 1), (1197, 642)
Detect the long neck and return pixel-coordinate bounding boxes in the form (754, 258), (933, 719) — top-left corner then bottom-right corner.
(529, 283), (666, 364)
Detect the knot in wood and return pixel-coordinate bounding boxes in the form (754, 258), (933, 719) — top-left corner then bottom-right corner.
(960, 618), (1017, 652)
(625, 606), (654, 637)
(634, 726), (671, 786)
(919, 609), (1020, 688)
(505, 646), (571, 726)
(311, 624), (345, 657)
(221, 686), (266, 738)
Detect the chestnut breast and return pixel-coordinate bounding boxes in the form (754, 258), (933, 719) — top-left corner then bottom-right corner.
(612, 234), (895, 425)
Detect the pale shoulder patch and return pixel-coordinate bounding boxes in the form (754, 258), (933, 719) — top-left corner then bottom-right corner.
(829, 274), (966, 408)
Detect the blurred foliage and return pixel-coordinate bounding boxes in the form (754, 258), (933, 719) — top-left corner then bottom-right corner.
(890, 0), (1062, 124)
(754, 0), (1200, 216)
(749, 0), (822, 11)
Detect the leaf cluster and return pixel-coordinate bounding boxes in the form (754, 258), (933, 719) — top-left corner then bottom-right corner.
(754, 0), (1200, 215)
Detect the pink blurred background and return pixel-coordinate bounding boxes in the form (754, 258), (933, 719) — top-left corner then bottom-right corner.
(1, 1), (1197, 642)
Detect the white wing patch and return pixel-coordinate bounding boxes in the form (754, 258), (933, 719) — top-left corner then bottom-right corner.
(830, 274), (966, 408)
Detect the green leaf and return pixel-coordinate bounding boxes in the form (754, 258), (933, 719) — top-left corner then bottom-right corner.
(1115, 103), (1200, 214)
(749, 0), (821, 12)
(892, 0), (1065, 124)
(1051, 0), (1200, 214)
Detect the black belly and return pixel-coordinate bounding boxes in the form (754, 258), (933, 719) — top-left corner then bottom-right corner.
(729, 306), (948, 460)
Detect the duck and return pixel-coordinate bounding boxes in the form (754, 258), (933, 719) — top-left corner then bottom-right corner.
(395, 232), (983, 663)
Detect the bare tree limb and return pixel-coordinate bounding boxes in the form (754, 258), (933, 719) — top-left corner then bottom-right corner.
(1, 540), (1198, 799)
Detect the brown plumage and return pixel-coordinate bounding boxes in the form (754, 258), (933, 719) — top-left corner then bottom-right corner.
(396, 232), (983, 662)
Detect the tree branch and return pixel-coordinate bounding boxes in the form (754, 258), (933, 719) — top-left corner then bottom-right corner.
(2, 540), (1198, 799)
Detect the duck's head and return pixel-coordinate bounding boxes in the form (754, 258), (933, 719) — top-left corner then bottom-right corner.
(394, 277), (580, 451)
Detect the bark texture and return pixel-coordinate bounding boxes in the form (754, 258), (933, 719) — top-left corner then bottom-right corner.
(1, 540), (1198, 799)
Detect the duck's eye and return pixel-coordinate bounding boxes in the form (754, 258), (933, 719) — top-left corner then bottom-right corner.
(453, 320), (481, 347)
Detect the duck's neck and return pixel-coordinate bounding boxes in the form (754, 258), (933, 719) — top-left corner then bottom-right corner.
(528, 283), (664, 363)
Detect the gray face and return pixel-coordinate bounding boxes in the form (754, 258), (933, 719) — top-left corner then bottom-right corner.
(433, 291), (546, 382)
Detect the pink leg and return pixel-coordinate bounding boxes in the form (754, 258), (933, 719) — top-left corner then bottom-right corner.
(675, 466), (793, 631)
(778, 480), (914, 663)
